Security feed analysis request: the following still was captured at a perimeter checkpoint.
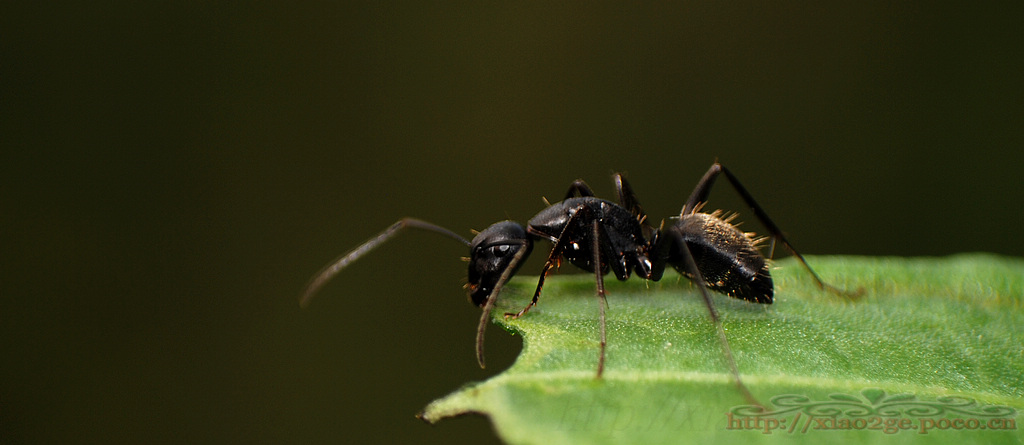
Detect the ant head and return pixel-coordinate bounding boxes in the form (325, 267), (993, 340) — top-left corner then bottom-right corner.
(467, 221), (533, 307)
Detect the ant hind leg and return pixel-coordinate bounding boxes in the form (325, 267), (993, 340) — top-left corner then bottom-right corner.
(684, 163), (862, 298)
(676, 241), (761, 407)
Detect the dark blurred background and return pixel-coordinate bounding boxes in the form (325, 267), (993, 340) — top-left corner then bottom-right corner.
(2, 2), (1022, 444)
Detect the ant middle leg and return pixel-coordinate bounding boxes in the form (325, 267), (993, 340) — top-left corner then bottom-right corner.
(565, 179), (595, 199)
(613, 173), (656, 240)
(591, 220), (608, 378)
(684, 163), (861, 297)
(612, 174), (648, 223)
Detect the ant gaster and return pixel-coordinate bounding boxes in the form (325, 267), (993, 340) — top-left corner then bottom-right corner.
(301, 163), (855, 403)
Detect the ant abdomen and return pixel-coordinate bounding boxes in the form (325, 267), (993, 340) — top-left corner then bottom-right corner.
(667, 211), (773, 304)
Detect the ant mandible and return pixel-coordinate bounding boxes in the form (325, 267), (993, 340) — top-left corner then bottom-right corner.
(301, 162), (854, 402)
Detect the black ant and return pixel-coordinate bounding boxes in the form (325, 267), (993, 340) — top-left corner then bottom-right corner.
(301, 163), (855, 402)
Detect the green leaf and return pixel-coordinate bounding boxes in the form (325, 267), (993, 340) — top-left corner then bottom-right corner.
(420, 255), (1024, 444)
(829, 394), (863, 403)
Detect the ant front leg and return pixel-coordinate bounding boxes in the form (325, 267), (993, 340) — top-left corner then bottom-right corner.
(502, 226), (573, 320)
(684, 163), (861, 297)
(502, 252), (557, 320)
(503, 211), (610, 378)
(504, 204), (592, 320)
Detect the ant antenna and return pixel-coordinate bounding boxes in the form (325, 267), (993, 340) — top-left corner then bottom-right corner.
(475, 239), (531, 369)
(300, 218), (470, 308)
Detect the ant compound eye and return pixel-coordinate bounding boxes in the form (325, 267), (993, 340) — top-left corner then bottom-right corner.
(490, 244), (512, 257)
